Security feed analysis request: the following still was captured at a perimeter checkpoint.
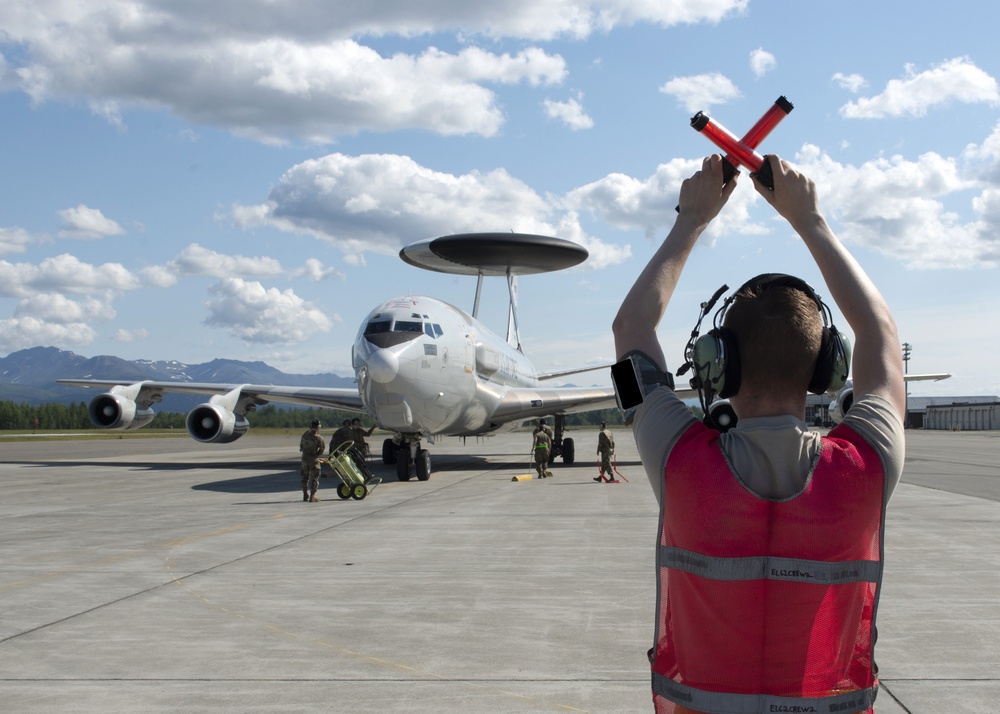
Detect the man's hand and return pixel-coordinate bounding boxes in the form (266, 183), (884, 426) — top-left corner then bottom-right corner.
(677, 155), (739, 228)
(751, 155), (823, 230)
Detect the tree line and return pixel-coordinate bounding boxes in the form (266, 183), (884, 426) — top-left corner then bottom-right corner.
(0, 401), (367, 431)
(0, 400), (627, 431)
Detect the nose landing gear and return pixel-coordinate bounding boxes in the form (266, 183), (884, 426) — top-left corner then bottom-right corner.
(382, 435), (432, 482)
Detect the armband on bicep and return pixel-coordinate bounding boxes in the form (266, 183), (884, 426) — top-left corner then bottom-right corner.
(611, 350), (674, 425)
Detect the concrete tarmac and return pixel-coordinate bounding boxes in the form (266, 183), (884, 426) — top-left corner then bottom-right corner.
(1, 428), (998, 713)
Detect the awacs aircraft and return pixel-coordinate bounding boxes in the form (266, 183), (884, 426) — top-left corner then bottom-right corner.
(58, 233), (621, 482)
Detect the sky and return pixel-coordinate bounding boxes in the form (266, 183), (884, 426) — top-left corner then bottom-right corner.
(1, 1), (998, 397)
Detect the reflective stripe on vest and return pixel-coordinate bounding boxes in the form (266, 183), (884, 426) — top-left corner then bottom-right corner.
(652, 673), (878, 714)
(659, 546), (881, 585)
(651, 421), (886, 714)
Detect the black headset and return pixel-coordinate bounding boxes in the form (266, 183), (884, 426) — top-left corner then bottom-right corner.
(677, 273), (851, 415)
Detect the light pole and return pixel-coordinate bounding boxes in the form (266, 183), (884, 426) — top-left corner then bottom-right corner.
(901, 343), (911, 428)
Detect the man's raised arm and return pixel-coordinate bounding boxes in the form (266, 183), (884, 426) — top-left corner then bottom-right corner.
(613, 156), (738, 366)
(752, 155), (905, 419)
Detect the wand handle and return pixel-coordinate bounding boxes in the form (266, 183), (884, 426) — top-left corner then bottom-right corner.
(675, 97), (792, 211)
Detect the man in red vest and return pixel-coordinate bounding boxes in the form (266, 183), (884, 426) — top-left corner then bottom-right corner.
(612, 155), (905, 714)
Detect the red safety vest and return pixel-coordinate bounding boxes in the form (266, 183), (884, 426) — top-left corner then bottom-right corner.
(651, 422), (886, 714)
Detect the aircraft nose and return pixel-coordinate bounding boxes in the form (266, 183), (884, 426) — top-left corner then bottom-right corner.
(367, 348), (400, 384)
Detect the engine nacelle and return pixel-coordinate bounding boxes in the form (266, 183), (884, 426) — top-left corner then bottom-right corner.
(88, 393), (155, 430)
(186, 403), (250, 443)
(829, 384), (854, 426)
(708, 399), (738, 432)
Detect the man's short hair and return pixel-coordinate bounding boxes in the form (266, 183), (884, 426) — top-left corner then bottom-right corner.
(722, 281), (823, 398)
(311, 419), (321, 428)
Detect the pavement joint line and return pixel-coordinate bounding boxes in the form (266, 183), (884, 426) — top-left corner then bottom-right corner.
(876, 684), (913, 714)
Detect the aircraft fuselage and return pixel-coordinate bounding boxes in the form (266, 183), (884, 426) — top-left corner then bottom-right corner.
(353, 296), (540, 437)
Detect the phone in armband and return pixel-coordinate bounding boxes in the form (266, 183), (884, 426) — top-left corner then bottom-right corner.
(611, 351), (674, 424)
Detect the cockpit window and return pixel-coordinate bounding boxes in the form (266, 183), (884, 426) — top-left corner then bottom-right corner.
(365, 320), (391, 335)
(424, 323), (435, 338)
(393, 320), (423, 333)
(433, 323), (443, 337)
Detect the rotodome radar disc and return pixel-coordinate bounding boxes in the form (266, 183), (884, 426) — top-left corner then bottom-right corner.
(399, 233), (588, 276)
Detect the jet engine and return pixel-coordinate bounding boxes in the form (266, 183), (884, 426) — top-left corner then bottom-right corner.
(707, 399), (738, 432)
(828, 382), (854, 426)
(88, 392), (155, 430)
(186, 403), (249, 443)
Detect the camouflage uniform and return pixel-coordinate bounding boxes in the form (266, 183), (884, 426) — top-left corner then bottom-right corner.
(329, 422), (352, 456)
(533, 429), (553, 478)
(534, 420), (554, 441)
(349, 421), (376, 470)
(597, 428), (615, 481)
(299, 426), (326, 501)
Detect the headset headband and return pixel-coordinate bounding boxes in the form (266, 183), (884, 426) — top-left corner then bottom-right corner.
(714, 273), (829, 332)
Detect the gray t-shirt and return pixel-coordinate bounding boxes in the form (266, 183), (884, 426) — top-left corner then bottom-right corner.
(632, 388), (904, 504)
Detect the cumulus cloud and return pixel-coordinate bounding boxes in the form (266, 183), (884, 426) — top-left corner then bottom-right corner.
(0, 227), (38, 255)
(232, 152), (630, 270)
(168, 243), (284, 278)
(749, 48), (776, 78)
(3, 1), (746, 143)
(57, 205), (125, 239)
(840, 58), (999, 119)
(294, 258), (345, 282)
(562, 158), (765, 242)
(543, 94), (594, 130)
(790, 144), (996, 268)
(0, 317), (98, 351)
(0, 254), (140, 298)
(203, 277), (332, 343)
(13, 293), (116, 323)
(139, 265), (179, 289)
(0, 252), (145, 351)
(659, 72), (741, 112)
(832, 72), (867, 93)
(112, 328), (150, 342)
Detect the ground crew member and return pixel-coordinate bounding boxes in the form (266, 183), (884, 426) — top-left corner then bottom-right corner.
(532, 426), (552, 478)
(595, 422), (616, 482)
(329, 419), (352, 456)
(534, 418), (554, 440)
(349, 418), (376, 469)
(613, 155), (904, 713)
(299, 419), (326, 502)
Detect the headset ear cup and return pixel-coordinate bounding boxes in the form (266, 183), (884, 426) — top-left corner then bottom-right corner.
(692, 331), (726, 398)
(826, 328), (851, 393)
(715, 327), (741, 398)
(692, 333), (718, 394)
(809, 327), (851, 394)
(809, 327), (835, 395)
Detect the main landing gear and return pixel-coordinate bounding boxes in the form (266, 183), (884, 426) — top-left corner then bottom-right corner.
(549, 414), (575, 464)
(381, 435), (432, 482)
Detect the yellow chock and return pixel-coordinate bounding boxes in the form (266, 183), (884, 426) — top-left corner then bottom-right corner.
(511, 474), (534, 482)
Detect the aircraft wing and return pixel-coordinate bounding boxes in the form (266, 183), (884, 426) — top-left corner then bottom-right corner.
(904, 373), (951, 383)
(490, 384), (699, 423)
(56, 379), (365, 411)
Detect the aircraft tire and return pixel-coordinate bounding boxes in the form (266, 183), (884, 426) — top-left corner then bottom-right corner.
(337, 483), (352, 500)
(562, 437), (575, 464)
(351, 483), (368, 500)
(415, 449), (432, 481)
(382, 438), (397, 464)
(396, 451), (412, 481)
